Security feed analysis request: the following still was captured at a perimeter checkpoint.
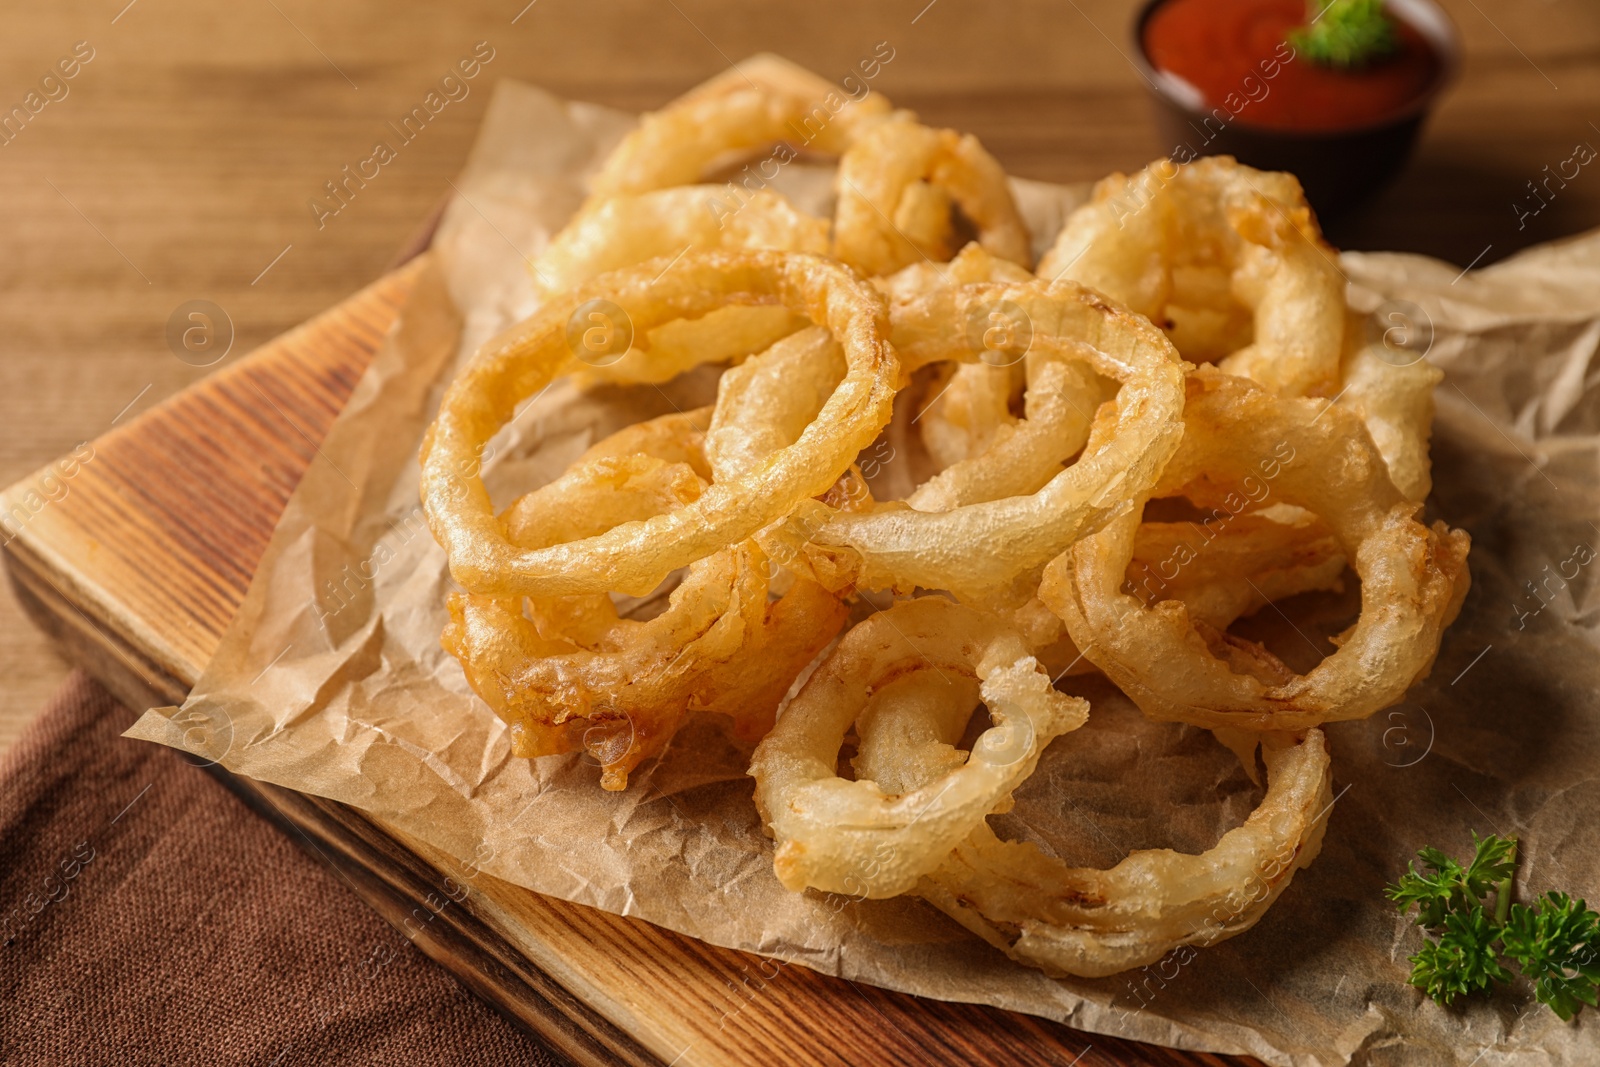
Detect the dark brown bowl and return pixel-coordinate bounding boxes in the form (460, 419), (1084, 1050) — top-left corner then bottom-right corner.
(1131, 0), (1460, 218)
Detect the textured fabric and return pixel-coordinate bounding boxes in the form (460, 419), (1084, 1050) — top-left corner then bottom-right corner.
(0, 671), (561, 1067)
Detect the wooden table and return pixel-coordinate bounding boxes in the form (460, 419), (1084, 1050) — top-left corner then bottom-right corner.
(2, 1), (1599, 1061)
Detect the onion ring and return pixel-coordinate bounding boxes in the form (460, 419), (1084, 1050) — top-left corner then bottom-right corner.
(1041, 369), (1471, 731)
(1124, 512), (1347, 631)
(420, 250), (899, 598)
(835, 115), (1032, 276)
(587, 54), (891, 203)
(1039, 156), (1345, 398)
(444, 412), (845, 789)
(1012, 509), (1348, 678)
(748, 597), (1088, 897)
(907, 355), (1100, 512)
(890, 725), (1333, 978)
(881, 244), (1038, 475)
(760, 279), (1186, 605)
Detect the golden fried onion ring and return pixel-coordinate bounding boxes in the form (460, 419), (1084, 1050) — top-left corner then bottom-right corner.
(444, 412), (846, 789)
(1016, 509), (1349, 678)
(420, 250), (899, 598)
(587, 54), (891, 203)
(860, 712), (1333, 977)
(1042, 369), (1470, 731)
(835, 115), (1033, 277)
(749, 598), (1088, 897)
(705, 306), (1100, 514)
(763, 279), (1185, 604)
(1039, 156), (1345, 398)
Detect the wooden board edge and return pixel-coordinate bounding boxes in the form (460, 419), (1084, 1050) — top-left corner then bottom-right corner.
(3, 532), (194, 707)
(226, 779), (665, 1067)
(383, 827), (748, 1067)
(6, 545), (190, 710)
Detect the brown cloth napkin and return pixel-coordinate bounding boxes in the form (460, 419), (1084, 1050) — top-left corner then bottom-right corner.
(0, 671), (562, 1067)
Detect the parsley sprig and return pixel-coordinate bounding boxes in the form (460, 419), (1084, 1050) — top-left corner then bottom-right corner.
(1503, 892), (1600, 1021)
(1288, 0), (1401, 70)
(1386, 833), (1600, 1020)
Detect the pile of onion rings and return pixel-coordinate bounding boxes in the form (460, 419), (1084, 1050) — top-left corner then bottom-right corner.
(420, 56), (1470, 978)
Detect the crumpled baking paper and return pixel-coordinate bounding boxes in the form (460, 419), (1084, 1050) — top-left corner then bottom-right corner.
(128, 77), (1600, 1066)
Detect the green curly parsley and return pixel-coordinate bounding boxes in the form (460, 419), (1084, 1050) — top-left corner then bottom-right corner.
(1502, 892), (1600, 1021)
(1386, 833), (1600, 1020)
(1288, 0), (1401, 69)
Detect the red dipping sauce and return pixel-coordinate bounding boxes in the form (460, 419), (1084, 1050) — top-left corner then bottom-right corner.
(1143, 0), (1441, 131)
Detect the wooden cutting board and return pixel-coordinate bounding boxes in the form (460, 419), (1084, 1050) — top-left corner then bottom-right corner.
(0, 254), (1258, 1067)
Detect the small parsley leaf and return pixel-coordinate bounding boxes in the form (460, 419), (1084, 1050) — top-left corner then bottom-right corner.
(1462, 832), (1519, 902)
(1385, 833), (1516, 928)
(1501, 893), (1600, 1022)
(1288, 0), (1401, 70)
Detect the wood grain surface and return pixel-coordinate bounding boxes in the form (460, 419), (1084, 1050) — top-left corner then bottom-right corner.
(3, 248), (1264, 1067)
(2, 0), (1599, 752)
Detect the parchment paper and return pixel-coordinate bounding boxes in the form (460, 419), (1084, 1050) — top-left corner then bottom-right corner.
(128, 78), (1600, 1066)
